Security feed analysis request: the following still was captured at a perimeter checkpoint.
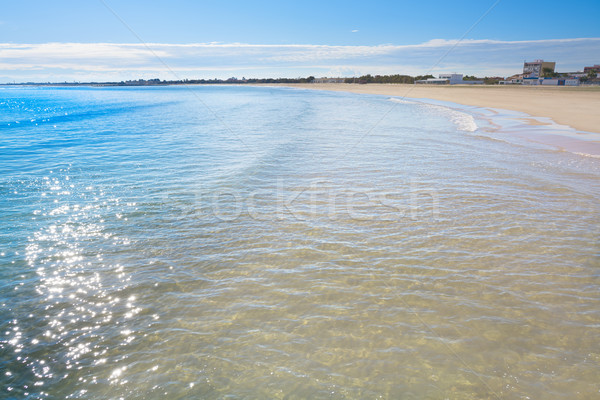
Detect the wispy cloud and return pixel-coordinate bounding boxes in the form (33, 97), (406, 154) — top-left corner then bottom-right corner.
(0, 38), (599, 82)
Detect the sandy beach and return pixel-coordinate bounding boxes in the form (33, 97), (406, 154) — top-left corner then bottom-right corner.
(273, 83), (600, 134)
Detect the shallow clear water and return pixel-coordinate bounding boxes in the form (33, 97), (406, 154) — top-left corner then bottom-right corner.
(1, 85), (599, 399)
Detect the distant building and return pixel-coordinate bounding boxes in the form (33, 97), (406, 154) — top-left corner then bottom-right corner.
(523, 77), (579, 86)
(523, 59), (556, 78)
(522, 77), (540, 85)
(541, 78), (579, 86)
(583, 64), (600, 74)
(564, 72), (587, 78)
(499, 74), (523, 84)
(415, 78), (448, 84)
(415, 74), (483, 85)
(438, 74), (463, 84)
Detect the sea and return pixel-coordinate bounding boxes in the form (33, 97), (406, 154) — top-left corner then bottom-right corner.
(1, 85), (599, 399)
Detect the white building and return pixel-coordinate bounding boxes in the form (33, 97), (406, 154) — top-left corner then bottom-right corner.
(439, 74), (464, 84)
(415, 78), (449, 84)
(415, 74), (483, 85)
(523, 77), (579, 86)
(540, 78), (579, 86)
(565, 72), (587, 78)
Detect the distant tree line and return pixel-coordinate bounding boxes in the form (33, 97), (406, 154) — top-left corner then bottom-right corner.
(463, 75), (503, 84)
(6, 73), (522, 87)
(343, 74), (435, 84)
(110, 76), (317, 86)
(125, 74), (505, 85)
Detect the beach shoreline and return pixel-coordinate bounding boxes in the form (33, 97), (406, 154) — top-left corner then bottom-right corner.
(259, 83), (600, 135)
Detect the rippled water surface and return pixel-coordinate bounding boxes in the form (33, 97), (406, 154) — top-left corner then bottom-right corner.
(1, 86), (599, 399)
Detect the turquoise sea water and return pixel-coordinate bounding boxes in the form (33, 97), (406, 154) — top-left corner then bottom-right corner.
(1, 86), (599, 399)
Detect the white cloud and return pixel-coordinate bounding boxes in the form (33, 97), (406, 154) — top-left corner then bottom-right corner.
(0, 38), (599, 82)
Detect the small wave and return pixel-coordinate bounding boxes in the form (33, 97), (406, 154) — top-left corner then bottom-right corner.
(470, 133), (508, 144)
(388, 97), (478, 132)
(420, 102), (478, 132)
(573, 152), (600, 159)
(449, 112), (478, 132)
(387, 97), (418, 105)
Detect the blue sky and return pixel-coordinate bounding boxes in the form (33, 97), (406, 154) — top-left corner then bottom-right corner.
(1, 0), (599, 82)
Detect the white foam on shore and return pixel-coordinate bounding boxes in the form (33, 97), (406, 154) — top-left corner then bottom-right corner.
(445, 108), (478, 132)
(267, 87), (599, 158)
(574, 152), (600, 159)
(389, 95), (600, 158)
(389, 97), (478, 132)
(387, 97), (417, 105)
